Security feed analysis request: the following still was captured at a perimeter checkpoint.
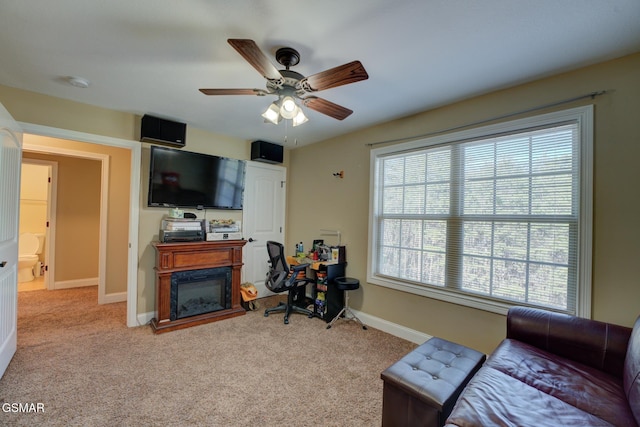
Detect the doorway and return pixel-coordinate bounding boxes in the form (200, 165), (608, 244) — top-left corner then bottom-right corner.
(23, 144), (108, 299)
(18, 160), (55, 292)
(20, 123), (140, 327)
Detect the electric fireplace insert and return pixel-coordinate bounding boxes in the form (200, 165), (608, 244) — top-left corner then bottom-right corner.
(170, 267), (232, 321)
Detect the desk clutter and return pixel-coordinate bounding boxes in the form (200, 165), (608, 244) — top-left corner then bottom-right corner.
(294, 239), (346, 264)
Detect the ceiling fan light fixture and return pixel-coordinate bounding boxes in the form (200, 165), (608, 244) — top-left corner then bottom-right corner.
(262, 103), (281, 124)
(292, 108), (308, 127)
(280, 96), (298, 119)
(200, 39), (369, 127)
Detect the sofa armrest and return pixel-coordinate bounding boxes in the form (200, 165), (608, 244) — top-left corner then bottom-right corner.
(507, 306), (632, 377)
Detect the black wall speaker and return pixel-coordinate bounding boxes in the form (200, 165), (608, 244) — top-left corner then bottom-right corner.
(251, 140), (283, 164)
(140, 115), (186, 148)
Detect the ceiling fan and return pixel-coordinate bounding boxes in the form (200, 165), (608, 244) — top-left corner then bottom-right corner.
(199, 39), (369, 124)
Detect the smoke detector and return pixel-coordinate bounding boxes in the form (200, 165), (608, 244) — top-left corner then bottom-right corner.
(67, 76), (90, 88)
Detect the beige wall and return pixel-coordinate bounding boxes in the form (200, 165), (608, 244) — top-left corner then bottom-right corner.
(287, 52), (640, 354)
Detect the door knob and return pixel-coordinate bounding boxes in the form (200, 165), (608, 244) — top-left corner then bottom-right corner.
(0, 261), (7, 267)
(248, 238), (257, 243)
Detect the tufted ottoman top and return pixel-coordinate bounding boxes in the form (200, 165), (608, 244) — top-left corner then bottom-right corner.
(381, 337), (486, 412)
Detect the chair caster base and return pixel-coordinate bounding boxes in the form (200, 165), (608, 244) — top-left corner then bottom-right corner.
(264, 301), (312, 325)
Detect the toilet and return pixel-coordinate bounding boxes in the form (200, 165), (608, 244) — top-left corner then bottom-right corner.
(18, 233), (45, 283)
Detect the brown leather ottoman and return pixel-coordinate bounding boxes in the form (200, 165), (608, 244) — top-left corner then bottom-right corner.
(380, 337), (486, 427)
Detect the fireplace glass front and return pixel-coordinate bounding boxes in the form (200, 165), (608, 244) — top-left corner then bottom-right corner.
(170, 267), (232, 321)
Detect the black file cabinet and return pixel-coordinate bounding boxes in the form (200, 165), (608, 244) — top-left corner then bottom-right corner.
(313, 263), (345, 322)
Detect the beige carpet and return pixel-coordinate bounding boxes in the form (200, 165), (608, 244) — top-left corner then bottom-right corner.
(0, 286), (416, 426)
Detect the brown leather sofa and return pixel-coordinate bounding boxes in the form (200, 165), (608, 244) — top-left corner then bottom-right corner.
(445, 306), (640, 427)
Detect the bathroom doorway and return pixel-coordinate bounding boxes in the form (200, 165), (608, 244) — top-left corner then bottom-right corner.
(21, 145), (105, 300)
(18, 160), (56, 292)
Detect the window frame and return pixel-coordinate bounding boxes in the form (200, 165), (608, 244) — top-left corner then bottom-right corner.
(367, 106), (593, 317)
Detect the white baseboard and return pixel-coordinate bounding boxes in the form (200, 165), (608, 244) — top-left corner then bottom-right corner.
(137, 311), (155, 327)
(100, 291), (126, 304)
(53, 278), (125, 305)
(53, 277), (98, 290)
(133, 308), (431, 345)
(351, 309), (432, 345)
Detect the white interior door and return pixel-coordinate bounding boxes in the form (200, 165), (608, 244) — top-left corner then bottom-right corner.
(0, 103), (22, 379)
(242, 161), (286, 298)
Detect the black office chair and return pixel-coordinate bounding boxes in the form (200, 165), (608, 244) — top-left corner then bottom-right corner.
(263, 241), (315, 324)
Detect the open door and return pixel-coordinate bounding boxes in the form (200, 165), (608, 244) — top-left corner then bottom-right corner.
(0, 102), (22, 379)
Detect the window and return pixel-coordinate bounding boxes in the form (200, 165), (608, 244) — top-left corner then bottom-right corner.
(368, 107), (593, 316)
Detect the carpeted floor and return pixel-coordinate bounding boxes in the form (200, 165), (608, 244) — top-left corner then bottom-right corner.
(0, 286), (416, 426)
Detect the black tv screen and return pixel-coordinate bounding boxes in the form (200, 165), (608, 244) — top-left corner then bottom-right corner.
(148, 145), (246, 210)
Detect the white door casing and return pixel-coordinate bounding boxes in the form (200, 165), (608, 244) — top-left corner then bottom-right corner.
(0, 103), (22, 379)
(242, 161), (286, 298)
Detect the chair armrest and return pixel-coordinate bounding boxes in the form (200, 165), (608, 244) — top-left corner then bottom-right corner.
(290, 263), (309, 272)
(507, 306), (632, 377)
(285, 263), (312, 288)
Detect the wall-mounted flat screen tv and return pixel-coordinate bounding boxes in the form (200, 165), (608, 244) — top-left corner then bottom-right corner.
(148, 145), (246, 210)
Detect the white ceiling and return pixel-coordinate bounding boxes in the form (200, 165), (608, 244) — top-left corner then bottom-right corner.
(1, 0), (639, 148)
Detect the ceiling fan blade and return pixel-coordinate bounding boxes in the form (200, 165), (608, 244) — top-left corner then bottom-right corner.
(199, 88), (269, 96)
(300, 61), (368, 92)
(227, 39), (283, 82)
(302, 97), (353, 120)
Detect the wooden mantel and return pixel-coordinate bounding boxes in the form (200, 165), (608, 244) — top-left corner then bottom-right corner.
(150, 240), (246, 333)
